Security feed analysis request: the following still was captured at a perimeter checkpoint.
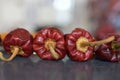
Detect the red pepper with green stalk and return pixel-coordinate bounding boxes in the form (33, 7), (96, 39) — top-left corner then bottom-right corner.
(33, 27), (66, 60)
(66, 28), (115, 61)
(0, 28), (33, 62)
(96, 34), (120, 62)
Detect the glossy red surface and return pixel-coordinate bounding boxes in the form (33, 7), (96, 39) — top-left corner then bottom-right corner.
(66, 28), (94, 61)
(96, 34), (120, 62)
(3, 28), (33, 57)
(33, 27), (66, 60)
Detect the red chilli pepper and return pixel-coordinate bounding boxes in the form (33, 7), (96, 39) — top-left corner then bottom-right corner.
(33, 27), (66, 60)
(96, 34), (120, 62)
(66, 28), (115, 61)
(0, 28), (33, 61)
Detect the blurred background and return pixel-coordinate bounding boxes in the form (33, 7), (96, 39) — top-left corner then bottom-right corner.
(0, 0), (120, 37)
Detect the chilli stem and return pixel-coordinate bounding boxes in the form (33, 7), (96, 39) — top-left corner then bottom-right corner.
(0, 47), (19, 62)
(84, 36), (115, 46)
(48, 44), (59, 60)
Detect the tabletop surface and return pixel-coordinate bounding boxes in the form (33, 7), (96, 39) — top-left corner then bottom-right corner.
(0, 54), (120, 80)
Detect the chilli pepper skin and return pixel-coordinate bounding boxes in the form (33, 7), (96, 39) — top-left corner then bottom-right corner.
(66, 28), (115, 61)
(66, 28), (95, 61)
(0, 28), (33, 61)
(33, 27), (66, 60)
(96, 34), (120, 62)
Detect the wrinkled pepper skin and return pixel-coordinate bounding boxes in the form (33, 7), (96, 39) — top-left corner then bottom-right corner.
(96, 34), (120, 62)
(66, 28), (94, 61)
(33, 27), (66, 60)
(3, 28), (33, 57)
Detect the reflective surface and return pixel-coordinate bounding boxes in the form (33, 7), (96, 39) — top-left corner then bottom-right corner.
(0, 55), (120, 80)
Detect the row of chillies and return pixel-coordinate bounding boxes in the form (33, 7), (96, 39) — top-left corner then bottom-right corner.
(0, 27), (119, 62)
